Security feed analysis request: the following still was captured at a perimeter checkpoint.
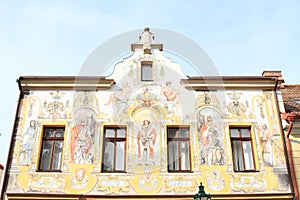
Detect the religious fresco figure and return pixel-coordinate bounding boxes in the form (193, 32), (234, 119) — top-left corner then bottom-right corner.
(197, 108), (224, 165)
(104, 82), (132, 106)
(160, 81), (177, 102)
(137, 120), (157, 165)
(70, 114), (96, 164)
(160, 81), (178, 114)
(19, 120), (36, 165)
(258, 124), (274, 166)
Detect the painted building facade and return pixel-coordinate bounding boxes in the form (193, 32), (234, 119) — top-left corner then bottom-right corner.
(1, 29), (294, 200)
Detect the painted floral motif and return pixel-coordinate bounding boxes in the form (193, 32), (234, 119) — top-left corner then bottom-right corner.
(226, 92), (248, 118)
(38, 91), (71, 120)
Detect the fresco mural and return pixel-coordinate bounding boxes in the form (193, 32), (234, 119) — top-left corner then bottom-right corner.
(70, 92), (98, 164)
(137, 119), (157, 165)
(197, 107), (225, 165)
(18, 120), (36, 166)
(225, 91), (248, 119)
(38, 91), (71, 120)
(5, 31), (292, 199)
(70, 109), (96, 164)
(257, 123), (274, 166)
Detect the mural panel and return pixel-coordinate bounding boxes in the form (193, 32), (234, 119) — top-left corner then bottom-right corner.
(197, 107), (225, 165)
(70, 92), (98, 164)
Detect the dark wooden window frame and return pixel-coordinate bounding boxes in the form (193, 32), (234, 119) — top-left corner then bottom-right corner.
(167, 125), (192, 173)
(230, 126), (257, 172)
(102, 126), (127, 173)
(141, 61), (153, 81)
(37, 126), (65, 172)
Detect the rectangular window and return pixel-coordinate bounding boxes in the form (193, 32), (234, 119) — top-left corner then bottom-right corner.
(102, 126), (127, 172)
(141, 62), (152, 81)
(167, 126), (191, 172)
(38, 127), (65, 172)
(230, 127), (255, 172)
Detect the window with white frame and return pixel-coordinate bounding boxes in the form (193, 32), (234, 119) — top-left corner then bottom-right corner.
(141, 62), (152, 81)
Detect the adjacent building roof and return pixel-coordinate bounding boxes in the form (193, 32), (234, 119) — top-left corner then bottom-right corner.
(281, 84), (300, 116)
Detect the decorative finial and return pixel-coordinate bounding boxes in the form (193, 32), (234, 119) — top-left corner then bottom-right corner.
(131, 27), (163, 52)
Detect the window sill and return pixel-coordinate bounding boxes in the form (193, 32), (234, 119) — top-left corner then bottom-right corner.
(101, 171), (127, 173)
(167, 171), (193, 173)
(233, 170), (260, 173)
(36, 170), (62, 173)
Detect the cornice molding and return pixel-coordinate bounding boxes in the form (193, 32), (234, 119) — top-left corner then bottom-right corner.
(181, 76), (277, 90)
(18, 76), (115, 91)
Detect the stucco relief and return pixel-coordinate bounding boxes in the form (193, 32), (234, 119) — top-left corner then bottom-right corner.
(28, 174), (66, 193)
(130, 166), (164, 194)
(98, 175), (130, 194)
(230, 174), (267, 193)
(165, 175), (196, 192)
(206, 170), (226, 191)
(65, 164), (98, 194)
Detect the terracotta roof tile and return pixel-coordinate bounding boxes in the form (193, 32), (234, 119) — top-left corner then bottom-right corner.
(281, 84), (300, 116)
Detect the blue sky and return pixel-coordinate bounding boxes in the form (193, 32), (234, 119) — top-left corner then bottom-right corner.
(0, 0), (299, 166)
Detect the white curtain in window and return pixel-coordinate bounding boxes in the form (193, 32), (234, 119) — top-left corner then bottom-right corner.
(116, 142), (125, 170)
(180, 141), (190, 170)
(233, 141), (244, 171)
(242, 141), (254, 170)
(168, 142), (178, 170)
(103, 142), (114, 170)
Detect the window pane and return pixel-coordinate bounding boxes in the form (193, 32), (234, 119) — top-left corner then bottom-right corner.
(168, 129), (177, 138)
(168, 141), (179, 170)
(180, 141), (190, 170)
(179, 129), (188, 138)
(40, 141), (52, 170)
(105, 129), (115, 138)
(55, 129), (65, 137)
(241, 128), (250, 138)
(117, 129), (126, 138)
(52, 141), (63, 170)
(232, 140), (244, 171)
(103, 141), (115, 170)
(115, 141), (125, 170)
(230, 129), (239, 137)
(243, 141), (254, 170)
(142, 64), (152, 80)
(45, 128), (55, 137)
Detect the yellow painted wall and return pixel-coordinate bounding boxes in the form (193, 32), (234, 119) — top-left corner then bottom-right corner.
(290, 131), (300, 196)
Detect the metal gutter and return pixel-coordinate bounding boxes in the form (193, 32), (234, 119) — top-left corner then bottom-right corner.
(273, 77), (295, 200)
(282, 113), (299, 200)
